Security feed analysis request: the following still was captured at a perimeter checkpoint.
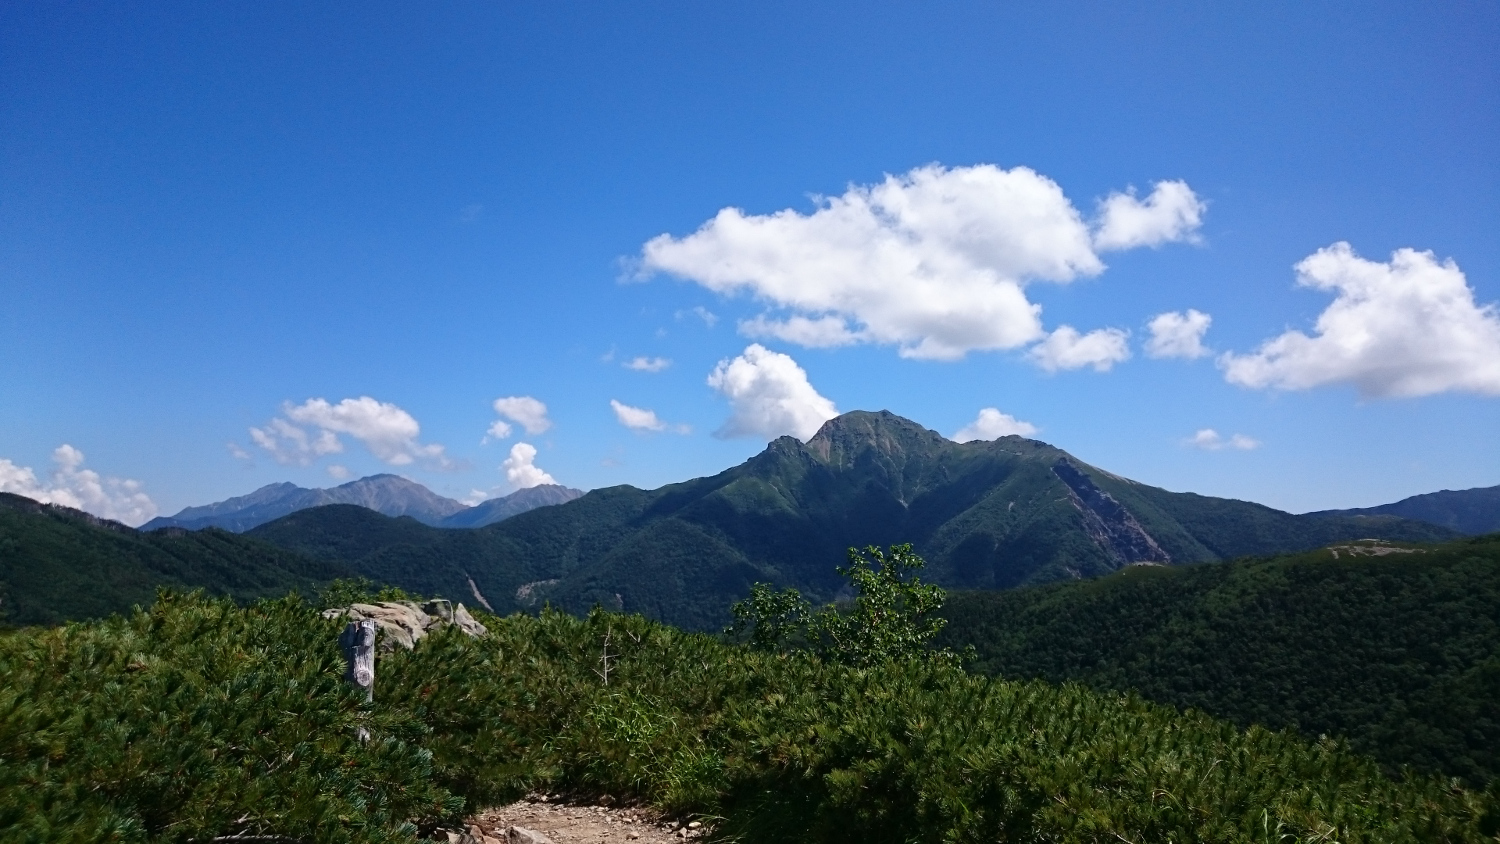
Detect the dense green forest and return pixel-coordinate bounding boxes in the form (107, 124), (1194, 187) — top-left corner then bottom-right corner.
(3, 588), (1497, 843)
(0, 493), (352, 626)
(935, 534), (1500, 786)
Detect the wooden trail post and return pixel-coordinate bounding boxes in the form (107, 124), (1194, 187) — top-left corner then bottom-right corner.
(339, 619), (376, 742)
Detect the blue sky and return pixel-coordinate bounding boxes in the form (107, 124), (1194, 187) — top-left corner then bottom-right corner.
(2, 2), (1497, 524)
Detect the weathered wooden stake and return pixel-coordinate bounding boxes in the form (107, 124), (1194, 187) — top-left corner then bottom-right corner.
(339, 619), (376, 742)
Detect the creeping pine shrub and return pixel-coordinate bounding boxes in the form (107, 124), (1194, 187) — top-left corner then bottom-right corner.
(0, 591), (460, 844)
(3, 582), (1498, 843)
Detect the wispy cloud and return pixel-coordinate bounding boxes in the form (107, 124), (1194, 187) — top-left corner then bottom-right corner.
(610, 399), (689, 434)
(623, 356), (672, 372)
(1185, 429), (1261, 451)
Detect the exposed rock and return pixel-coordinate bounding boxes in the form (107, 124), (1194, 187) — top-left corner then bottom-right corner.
(1052, 460), (1170, 566)
(321, 599), (488, 651)
(505, 827), (556, 844)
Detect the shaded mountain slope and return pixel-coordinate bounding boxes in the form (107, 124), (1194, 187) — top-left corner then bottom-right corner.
(1310, 484), (1500, 535)
(438, 484), (584, 528)
(0, 493), (352, 626)
(935, 533), (1500, 785)
(249, 411), (1454, 631)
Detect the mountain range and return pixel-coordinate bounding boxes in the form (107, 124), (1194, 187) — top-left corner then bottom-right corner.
(141, 474), (583, 532)
(0, 492), (350, 626)
(245, 411), (1462, 630)
(1310, 484), (1500, 536)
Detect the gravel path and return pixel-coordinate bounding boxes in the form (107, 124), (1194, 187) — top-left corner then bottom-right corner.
(468, 796), (709, 844)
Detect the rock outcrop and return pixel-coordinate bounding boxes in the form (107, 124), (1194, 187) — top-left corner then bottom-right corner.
(322, 599), (488, 650)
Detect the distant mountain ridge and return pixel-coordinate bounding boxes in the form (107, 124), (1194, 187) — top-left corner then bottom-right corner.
(0, 492), (351, 626)
(1309, 484), (1500, 536)
(142, 475), (583, 532)
(247, 410), (1457, 631)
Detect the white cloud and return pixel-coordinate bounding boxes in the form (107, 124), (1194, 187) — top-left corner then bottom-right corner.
(1093, 180), (1206, 251)
(1027, 325), (1132, 372)
(739, 314), (864, 348)
(462, 488), (490, 507)
(502, 442), (555, 489)
(1221, 243), (1500, 398)
(326, 464), (351, 480)
(491, 396), (552, 436)
(642, 165), (1203, 361)
(624, 356), (672, 372)
(1146, 309), (1213, 359)
(249, 396), (449, 468)
(249, 416), (343, 465)
(226, 442), (252, 461)
(1185, 429), (1261, 451)
(609, 399), (690, 434)
(952, 408), (1039, 443)
(646, 164), (1132, 361)
(706, 344), (838, 441)
(0, 445), (157, 526)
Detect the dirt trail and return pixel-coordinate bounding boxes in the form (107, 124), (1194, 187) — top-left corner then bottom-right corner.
(469, 796), (708, 844)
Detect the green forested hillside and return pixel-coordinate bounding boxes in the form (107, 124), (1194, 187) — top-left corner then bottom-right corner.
(0, 493), (352, 626)
(3, 590), (1496, 842)
(935, 534), (1500, 785)
(250, 411), (1455, 631)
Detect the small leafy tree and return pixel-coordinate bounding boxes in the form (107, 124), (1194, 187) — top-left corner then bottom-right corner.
(727, 583), (811, 652)
(727, 543), (962, 668)
(811, 543), (952, 668)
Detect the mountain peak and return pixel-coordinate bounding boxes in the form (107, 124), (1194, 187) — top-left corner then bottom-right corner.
(805, 410), (951, 468)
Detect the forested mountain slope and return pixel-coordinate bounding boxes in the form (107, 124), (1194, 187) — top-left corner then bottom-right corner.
(250, 411), (1454, 631)
(935, 534), (1500, 785)
(1311, 484), (1500, 535)
(0, 493), (351, 626)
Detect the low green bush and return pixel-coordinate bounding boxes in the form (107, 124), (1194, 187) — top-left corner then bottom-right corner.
(2, 590), (1497, 842)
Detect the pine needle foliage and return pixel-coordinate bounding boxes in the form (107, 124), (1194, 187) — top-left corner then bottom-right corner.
(2, 588), (1498, 842)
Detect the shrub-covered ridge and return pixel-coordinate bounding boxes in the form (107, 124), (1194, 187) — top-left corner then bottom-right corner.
(2, 590), (1497, 842)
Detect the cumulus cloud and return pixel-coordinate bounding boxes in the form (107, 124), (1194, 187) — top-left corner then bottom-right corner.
(643, 164), (1205, 361)
(250, 397), (449, 468)
(1146, 309), (1213, 359)
(0, 445), (157, 525)
(952, 408), (1039, 443)
(502, 442), (555, 489)
(706, 344), (839, 441)
(1093, 180), (1206, 251)
(490, 396), (552, 438)
(326, 464), (351, 480)
(624, 356), (672, 372)
(1185, 429), (1261, 451)
(1027, 326), (1132, 372)
(1221, 243), (1500, 398)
